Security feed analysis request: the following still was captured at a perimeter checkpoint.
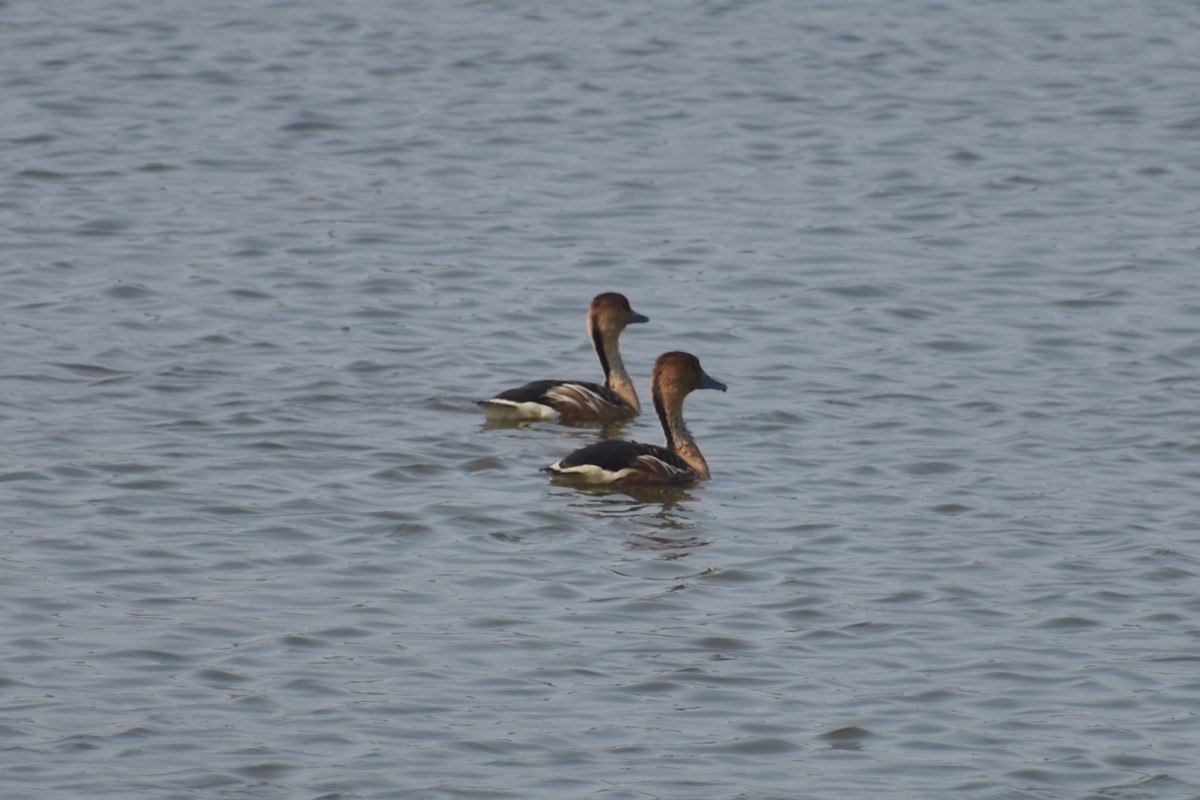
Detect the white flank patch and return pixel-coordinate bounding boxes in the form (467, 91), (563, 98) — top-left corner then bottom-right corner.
(546, 462), (635, 484)
(480, 399), (560, 422)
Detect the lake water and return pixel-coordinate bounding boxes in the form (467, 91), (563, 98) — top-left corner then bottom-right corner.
(3, 0), (1200, 798)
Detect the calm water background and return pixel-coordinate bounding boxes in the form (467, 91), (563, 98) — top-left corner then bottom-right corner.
(3, 0), (1200, 798)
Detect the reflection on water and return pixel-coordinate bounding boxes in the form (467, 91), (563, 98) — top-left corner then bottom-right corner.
(555, 487), (711, 559)
(480, 417), (634, 441)
(551, 483), (697, 513)
(820, 726), (873, 752)
(625, 532), (710, 560)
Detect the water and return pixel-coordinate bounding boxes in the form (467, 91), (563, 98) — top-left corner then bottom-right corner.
(3, 0), (1200, 797)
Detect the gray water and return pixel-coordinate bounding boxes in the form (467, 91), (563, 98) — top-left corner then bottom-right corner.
(3, 0), (1200, 798)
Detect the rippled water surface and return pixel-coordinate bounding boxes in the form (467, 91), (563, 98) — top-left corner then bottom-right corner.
(4, 1), (1200, 798)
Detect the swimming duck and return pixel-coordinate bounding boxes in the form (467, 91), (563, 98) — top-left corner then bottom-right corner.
(545, 351), (726, 486)
(479, 292), (649, 424)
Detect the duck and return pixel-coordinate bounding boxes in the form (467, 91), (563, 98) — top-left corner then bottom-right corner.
(544, 351), (726, 486)
(479, 292), (649, 424)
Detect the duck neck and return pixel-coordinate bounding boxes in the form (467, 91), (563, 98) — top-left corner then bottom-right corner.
(591, 321), (639, 411)
(653, 388), (709, 478)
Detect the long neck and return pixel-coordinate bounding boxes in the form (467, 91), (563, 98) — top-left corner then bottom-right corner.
(653, 386), (709, 478)
(591, 319), (639, 412)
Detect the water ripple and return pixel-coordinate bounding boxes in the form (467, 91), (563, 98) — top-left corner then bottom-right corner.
(3, 1), (1200, 799)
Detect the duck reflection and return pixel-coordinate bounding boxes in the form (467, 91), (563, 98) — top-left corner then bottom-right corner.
(624, 531), (708, 559)
(550, 485), (711, 558)
(480, 417), (632, 442)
